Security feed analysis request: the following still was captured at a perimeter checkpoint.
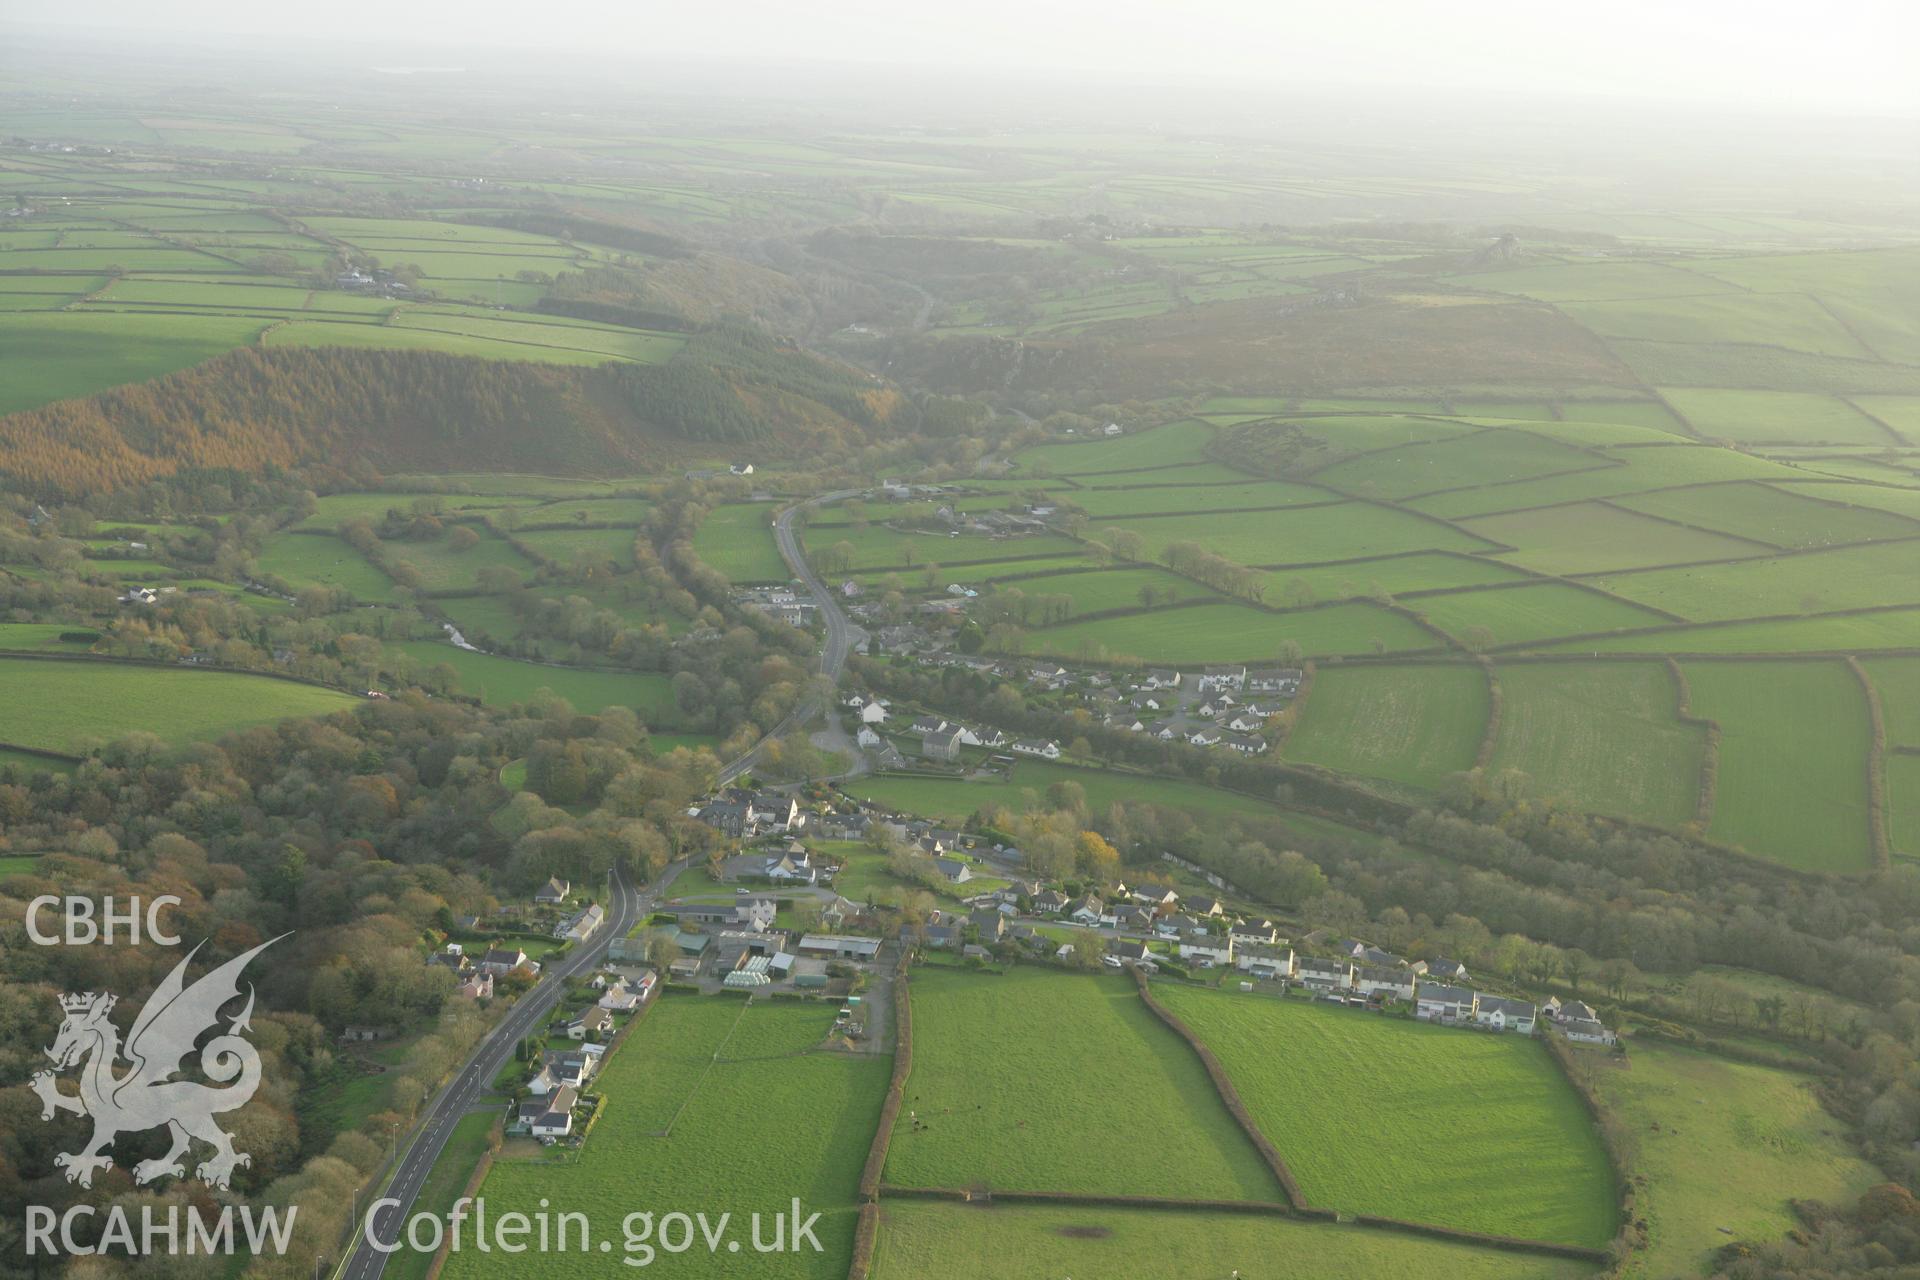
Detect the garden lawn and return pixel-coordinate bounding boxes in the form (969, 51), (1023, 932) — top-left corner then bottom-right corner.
(1284, 663), (1488, 792)
(443, 996), (888, 1280)
(1489, 662), (1705, 826)
(870, 1201), (1598, 1280)
(391, 642), (676, 720)
(1580, 1041), (1879, 1279)
(0, 658), (355, 754)
(1154, 985), (1616, 1248)
(1680, 660), (1874, 871)
(884, 968), (1283, 1200)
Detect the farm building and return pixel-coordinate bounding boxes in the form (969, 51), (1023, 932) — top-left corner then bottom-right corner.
(796, 934), (882, 960)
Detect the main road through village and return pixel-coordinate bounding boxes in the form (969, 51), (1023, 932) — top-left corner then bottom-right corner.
(340, 492), (862, 1277)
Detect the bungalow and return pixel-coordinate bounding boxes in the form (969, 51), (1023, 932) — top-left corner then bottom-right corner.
(1222, 733), (1269, 755)
(1011, 738), (1062, 760)
(923, 923), (963, 950)
(1128, 691), (1165, 712)
(1110, 939), (1151, 963)
(961, 944), (993, 961)
(1032, 889), (1070, 915)
(1143, 669), (1181, 690)
(1146, 720), (1180, 740)
(1236, 948), (1295, 981)
(516, 1085), (577, 1139)
(1561, 1015), (1617, 1046)
(1186, 727), (1222, 748)
(541, 1051), (595, 1090)
(1225, 712), (1268, 733)
(564, 1007), (613, 1040)
(1113, 905), (1156, 933)
(764, 851), (818, 884)
(1353, 965), (1416, 1002)
(1187, 896), (1225, 918)
(933, 856), (974, 884)
(1067, 896), (1104, 926)
(910, 714), (950, 736)
(1295, 957), (1354, 993)
(1475, 996), (1537, 1035)
(598, 981), (642, 1012)
(856, 725), (883, 748)
(796, 934), (882, 961)
(534, 877), (571, 905)
(1415, 982), (1477, 1023)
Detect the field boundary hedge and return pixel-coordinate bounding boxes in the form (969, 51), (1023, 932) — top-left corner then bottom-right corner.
(1847, 656), (1893, 870)
(0, 738), (83, 764)
(420, 1112), (504, 1280)
(1540, 1033), (1638, 1269)
(1665, 657), (1719, 828)
(1593, 495), (1784, 553)
(1129, 969), (1307, 1208)
(1270, 661), (1314, 752)
(0, 647), (359, 696)
(1474, 655), (1503, 770)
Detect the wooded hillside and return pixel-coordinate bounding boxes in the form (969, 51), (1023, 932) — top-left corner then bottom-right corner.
(0, 327), (899, 497)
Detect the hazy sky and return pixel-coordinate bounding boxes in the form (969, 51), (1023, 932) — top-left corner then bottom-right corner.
(17, 0), (1920, 118)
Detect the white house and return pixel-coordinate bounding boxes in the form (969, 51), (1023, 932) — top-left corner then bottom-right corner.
(1178, 939), (1235, 968)
(1475, 995), (1536, 1035)
(856, 726), (882, 748)
(1011, 738), (1061, 759)
(1295, 957), (1354, 993)
(1236, 948), (1295, 981)
(1353, 965), (1416, 1002)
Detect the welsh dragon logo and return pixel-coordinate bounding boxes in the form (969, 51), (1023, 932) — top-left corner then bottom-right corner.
(31, 936), (283, 1190)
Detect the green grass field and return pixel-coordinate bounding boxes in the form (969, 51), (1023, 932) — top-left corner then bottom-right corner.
(870, 1200), (1599, 1280)
(1488, 662), (1705, 825)
(0, 311), (268, 414)
(0, 658), (355, 754)
(989, 565), (1218, 615)
(1154, 985), (1617, 1247)
(1590, 538), (1920, 623)
(1537, 608), (1920, 655)
(1312, 429), (1599, 500)
(255, 532), (394, 599)
(1663, 388), (1888, 446)
(384, 1112), (497, 1280)
(1680, 660), (1874, 871)
(1415, 583), (1672, 647)
(1579, 1041), (1879, 1279)
(1026, 600), (1439, 663)
(382, 529), (537, 591)
(1463, 501), (1763, 574)
(1284, 663), (1488, 792)
(1616, 482), (1919, 548)
(1091, 502), (1494, 565)
(1056, 478), (1330, 517)
(443, 996), (889, 1280)
(884, 968), (1283, 1200)
(1012, 419), (1216, 475)
(1263, 552), (1534, 604)
(847, 760), (1271, 821)
(693, 504), (790, 582)
(390, 641), (676, 720)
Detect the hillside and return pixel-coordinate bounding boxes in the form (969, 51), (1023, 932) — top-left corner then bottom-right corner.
(0, 327), (899, 497)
